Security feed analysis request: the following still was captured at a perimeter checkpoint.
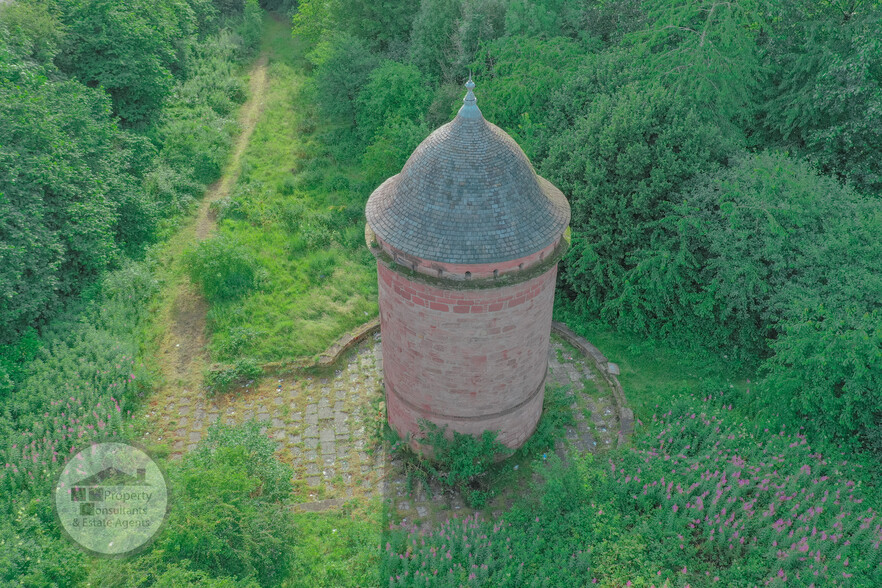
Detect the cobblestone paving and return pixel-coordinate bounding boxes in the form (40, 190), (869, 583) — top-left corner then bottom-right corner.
(141, 333), (620, 515)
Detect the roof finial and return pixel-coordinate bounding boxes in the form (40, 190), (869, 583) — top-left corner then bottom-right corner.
(458, 74), (482, 120)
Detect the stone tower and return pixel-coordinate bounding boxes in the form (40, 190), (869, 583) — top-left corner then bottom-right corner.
(365, 79), (570, 449)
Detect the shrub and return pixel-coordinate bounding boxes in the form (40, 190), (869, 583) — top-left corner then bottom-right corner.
(89, 422), (296, 586)
(186, 236), (261, 302)
(763, 303), (882, 451)
(156, 105), (238, 185)
(189, 420), (293, 502)
(0, 509), (87, 586)
(204, 358), (263, 396)
(160, 427), (296, 584)
(400, 420), (513, 508)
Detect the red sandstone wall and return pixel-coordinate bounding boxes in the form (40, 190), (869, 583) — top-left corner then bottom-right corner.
(378, 263), (558, 448)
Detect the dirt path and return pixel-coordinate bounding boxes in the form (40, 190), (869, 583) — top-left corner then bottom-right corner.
(141, 54), (269, 448)
(196, 54), (268, 239)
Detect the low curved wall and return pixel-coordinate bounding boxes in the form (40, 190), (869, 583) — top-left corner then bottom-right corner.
(262, 319), (634, 447)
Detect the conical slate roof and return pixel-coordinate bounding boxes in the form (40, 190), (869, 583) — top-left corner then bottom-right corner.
(365, 80), (570, 265)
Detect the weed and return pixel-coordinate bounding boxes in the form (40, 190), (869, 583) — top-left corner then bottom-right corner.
(185, 235), (262, 302)
(204, 358), (263, 396)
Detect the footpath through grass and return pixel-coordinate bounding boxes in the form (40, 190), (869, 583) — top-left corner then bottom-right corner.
(202, 16), (378, 364)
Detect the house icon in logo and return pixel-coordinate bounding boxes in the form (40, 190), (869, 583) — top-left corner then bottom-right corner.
(70, 467), (149, 515)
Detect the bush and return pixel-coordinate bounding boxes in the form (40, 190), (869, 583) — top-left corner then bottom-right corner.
(89, 422), (296, 586)
(190, 420), (293, 502)
(161, 426), (295, 584)
(0, 508), (87, 586)
(186, 236), (261, 302)
(401, 420), (513, 508)
(156, 105), (238, 185)
(204, 358), (263, 396)
(763, 303), (882, 451)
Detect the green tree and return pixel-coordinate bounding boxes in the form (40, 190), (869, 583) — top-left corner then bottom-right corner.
(758, 0), (882, 195)
(470, 35), (583, 135)
(0, 39), (151, 341)
(0, 0), (66, 64)
(627, 0), (763, 127)
(541, 82), (728, 324)
(619, 153), (882, 362)
(56, 0), (196, 126)
(361, 118), (430, 188)
(453, 0), (506, 72)
(504, 0), (583, 39)
(409, 0), (461, 81)
(356, 60), (431, 142)
(764, 303), (882, 451)
(306, 32), (378, 125)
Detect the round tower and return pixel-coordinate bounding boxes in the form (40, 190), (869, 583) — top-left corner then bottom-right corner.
(365, 79), (570, 449)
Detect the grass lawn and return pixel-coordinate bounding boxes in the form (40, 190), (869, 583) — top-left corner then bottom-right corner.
(554, 301), (753, 420)
(204, 16), (378, 364)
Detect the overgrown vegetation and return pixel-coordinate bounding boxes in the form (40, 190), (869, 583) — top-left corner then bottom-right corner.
(0, 0), (260, 348)
(204, 357), (264, 396)
(0, 1), (264, 583)
(88, 422), (298, 586)
(397, 420), (513, 509)
(3, 0), (882, 584)
(195, 16), (378, 363)
(290, 0), (882, 456)
(285, 0), (882, 583)
(383, 389), (882, 586)
(391, 383), (575, 509)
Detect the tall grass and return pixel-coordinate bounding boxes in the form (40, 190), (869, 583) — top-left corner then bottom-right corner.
(204, 18), (378, 363)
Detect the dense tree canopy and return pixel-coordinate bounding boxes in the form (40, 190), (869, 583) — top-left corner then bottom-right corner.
(55, 0), (197, 127)
(0, 37), (147, 339)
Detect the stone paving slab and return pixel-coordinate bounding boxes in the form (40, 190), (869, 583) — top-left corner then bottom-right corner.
(141, 332), (620, 519)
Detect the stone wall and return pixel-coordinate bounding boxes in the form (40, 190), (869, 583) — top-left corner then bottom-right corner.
(378, 262), (558, 448)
